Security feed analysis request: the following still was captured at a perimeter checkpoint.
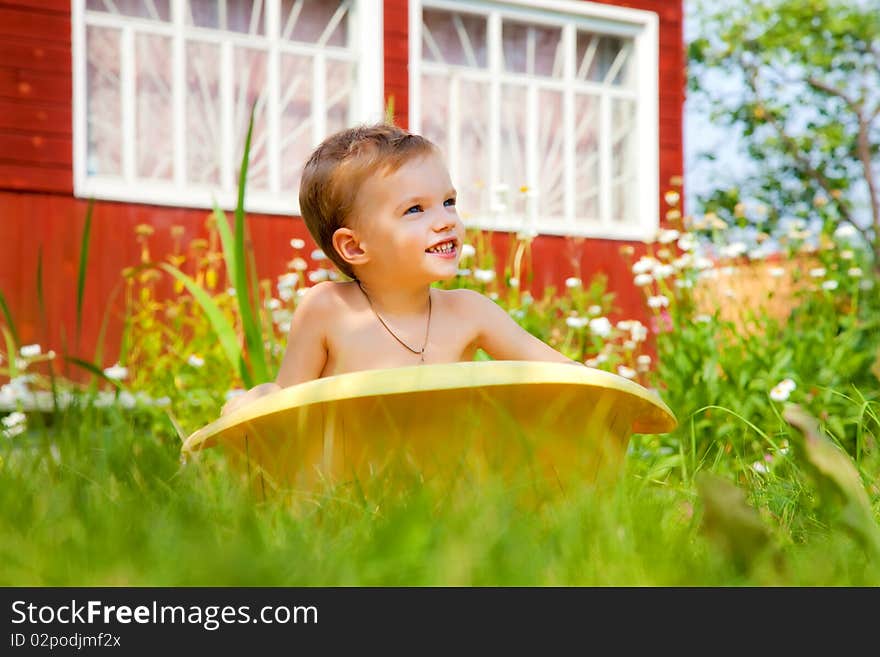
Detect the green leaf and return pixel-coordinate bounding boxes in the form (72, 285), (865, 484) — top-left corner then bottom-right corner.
(36, 246), (46, 327)
(212, 205), (237, 291)
(696, 472), (775, 572)
(783, 404), (880, 557)
(76, 199), (94, 348)
(233, 102), (270, 384)
(65, 356), (123, 390)
(1, 325), (18, 379)
(159, 263), (252, 388)
(0, 288), (19, 350)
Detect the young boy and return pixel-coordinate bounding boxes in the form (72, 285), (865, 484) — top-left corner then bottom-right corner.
(222, 123), (578, 416)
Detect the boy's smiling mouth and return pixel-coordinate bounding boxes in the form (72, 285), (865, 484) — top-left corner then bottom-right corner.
(425, 238), (458, 258)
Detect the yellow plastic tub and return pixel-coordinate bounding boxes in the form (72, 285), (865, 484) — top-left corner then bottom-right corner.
(182, 360), (676, 494)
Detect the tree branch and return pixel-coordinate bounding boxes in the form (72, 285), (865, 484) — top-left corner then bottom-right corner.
(745, 65), (875, 250)
(806, 77), (858, 108)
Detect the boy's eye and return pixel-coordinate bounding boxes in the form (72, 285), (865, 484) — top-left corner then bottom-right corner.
(444, 197), (456, 207)
(404, 205), (422, 215)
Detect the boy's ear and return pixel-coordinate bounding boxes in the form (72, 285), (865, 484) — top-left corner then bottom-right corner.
(332, 227), (368, 267)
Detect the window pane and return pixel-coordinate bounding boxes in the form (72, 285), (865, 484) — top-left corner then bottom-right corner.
(576, 31), (631, 87)
(611, 98), (636, 223)
(136, 33), (173, 181)
(499, 83), (528, 217)
(281, 0), (349, 47)
(187, 0), (265, 35)
(279, 54), (312, 193)
(502, 21), (563, 78)
(419, 72), (450, 161)
(574, 93), (600, 222)
(456, 78), (490, 219)
(86, 0), (170, 22)
(186, 41), (221, 185)
(326, 58), (355, 138)
(233, 47), (269, 192)
(422, 9), (487, 68)
(537, 89), (564, 218)
(86, 25), (122, 176)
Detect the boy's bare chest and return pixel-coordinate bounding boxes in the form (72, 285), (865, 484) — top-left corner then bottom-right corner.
(320, 292), (479, 377)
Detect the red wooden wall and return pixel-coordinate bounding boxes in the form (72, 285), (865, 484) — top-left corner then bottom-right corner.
(0, 0), (683, 372)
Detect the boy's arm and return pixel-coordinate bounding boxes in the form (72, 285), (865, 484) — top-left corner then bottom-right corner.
(221, 282), (331, 416)
(274, 281), (332, 387)
(461, 289), (581, 365)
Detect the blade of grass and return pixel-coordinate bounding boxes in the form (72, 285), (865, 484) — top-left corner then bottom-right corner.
(159, 263), (252, 388)
(36, 246), (46, 327)
(92, 279), (124, 370)
(65, 356), (123, 391)
(233, 102), (269, 384)
(1, 325), (18, 379)
(0, 289), (20, 348)
(76, 199), (95, 350)
(212, 205), (238, 291)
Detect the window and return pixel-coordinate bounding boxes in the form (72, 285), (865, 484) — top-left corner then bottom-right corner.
(72, 0), (383, 214)
(410, 0), (658, 239)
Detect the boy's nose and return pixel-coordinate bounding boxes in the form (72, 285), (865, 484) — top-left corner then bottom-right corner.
(431, 208), (460, 231)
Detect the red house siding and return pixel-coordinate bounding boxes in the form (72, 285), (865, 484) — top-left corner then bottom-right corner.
(0, 0), (684, 372)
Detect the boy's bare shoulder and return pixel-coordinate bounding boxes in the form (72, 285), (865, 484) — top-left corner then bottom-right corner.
(298, 280), (337, 305)
(446, 287), (491, 310)
(443, 287), (497, 327)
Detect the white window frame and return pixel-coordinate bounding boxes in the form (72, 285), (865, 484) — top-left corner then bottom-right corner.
(409, 0), (659, 240)
(72, 0), (384, 215)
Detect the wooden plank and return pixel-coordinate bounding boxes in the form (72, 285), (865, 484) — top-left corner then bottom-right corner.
(0, 7), (70, 44)
(0, 67), (71, 104)
(0, 161), (72, 193)
(0, 39), (71, 74)
(0, 100), (71, 135)
(0, 1), (70, 14)
(0, 132), (72, 166)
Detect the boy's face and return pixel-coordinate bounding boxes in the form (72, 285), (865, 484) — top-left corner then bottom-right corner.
(345, 152), (464, 284)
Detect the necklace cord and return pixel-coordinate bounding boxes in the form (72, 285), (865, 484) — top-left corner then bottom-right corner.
(357, 281), (432, 362)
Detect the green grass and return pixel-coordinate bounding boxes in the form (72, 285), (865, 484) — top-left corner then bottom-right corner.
(1, 403), (877, 586)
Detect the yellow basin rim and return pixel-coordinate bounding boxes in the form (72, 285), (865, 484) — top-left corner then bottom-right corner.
(183, 360), (677, 454)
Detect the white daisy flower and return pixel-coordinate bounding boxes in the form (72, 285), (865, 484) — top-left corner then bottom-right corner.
(103, 363), (128, 381)
(460, 244), (476, 259)
(657, 229), (680, 244)
(290, 238), (306, 249)
(821, 280), (838, 291)
(308, 269), (330, 283)
(565, 277), (582, 288)
(769, 378), (796, 402)
(19, 344), (41, 358)
(566, 316), (589, 329)
(187, 355), (205, 368)
(474, 269), (496, 283)
(634, 274), (653, 287)
(631, 323), (648, 342)
(589, 317), (612, 338)
(617, 365), (636, 379)
(2, 411), (26, 429)
(632, 257), (657, 275)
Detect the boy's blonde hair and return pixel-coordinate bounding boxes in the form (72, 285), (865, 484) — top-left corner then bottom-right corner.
(298, 123), (438, 281)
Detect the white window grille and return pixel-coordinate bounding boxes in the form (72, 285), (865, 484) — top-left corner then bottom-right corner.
(410, 0), (658, 240)
(72, 0), (383, 215)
